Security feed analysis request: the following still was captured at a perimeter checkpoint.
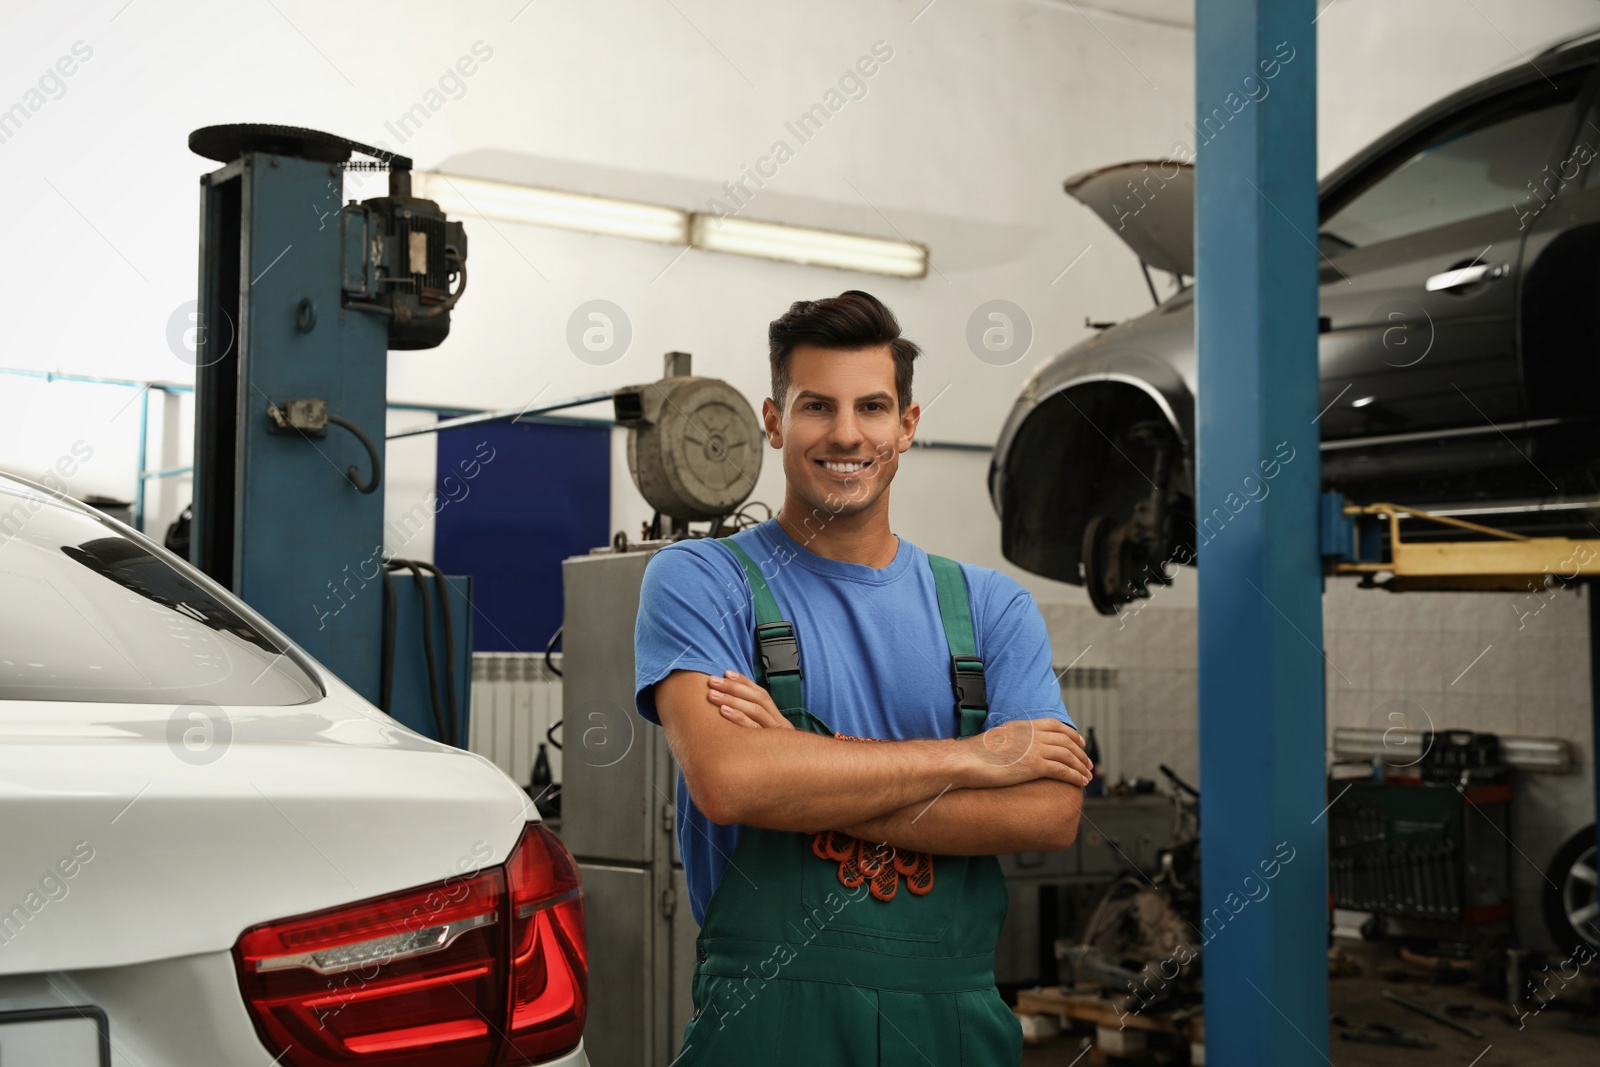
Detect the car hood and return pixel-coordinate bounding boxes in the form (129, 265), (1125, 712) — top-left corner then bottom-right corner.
(0, 674), (530, 975)
(1063, 160), (1193, 277)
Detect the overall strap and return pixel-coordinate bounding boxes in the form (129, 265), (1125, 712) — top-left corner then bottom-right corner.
(927, 554), (988, 739)
(717, 538), (804, 714)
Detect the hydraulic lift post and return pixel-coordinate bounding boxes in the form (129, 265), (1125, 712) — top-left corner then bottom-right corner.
(1194, 1), (1327, 1061)
(187, 124), (473, 741)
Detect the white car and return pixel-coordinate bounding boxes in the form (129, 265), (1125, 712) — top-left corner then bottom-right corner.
(0, 474), (589, 1067)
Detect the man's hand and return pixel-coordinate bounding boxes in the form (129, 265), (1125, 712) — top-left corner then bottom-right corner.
(709, 671), (1091, 789)
(960, 718), (1093, 788)
(706, 670), (794, 730)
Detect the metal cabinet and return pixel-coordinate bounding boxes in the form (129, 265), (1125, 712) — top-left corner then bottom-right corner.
(560, 545), (696, 1067)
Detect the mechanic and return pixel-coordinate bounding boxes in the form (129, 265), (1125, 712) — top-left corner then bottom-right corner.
(634, 290), (1091, 1065)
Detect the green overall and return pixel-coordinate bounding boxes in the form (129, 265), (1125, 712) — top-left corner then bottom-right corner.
(673, 538), (1023, 1066)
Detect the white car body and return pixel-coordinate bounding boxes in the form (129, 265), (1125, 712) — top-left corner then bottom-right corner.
(0, 476), (587, 1067)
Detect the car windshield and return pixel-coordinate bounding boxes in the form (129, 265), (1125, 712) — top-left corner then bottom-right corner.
(0, 484), (321, 704)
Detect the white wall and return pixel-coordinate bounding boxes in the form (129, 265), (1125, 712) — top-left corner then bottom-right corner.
(1315, 0), (1600, 171)
(4, 0), (1596, 602)
(3, 0), (1192, 576)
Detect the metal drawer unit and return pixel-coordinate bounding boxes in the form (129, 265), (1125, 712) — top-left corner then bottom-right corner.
(1327, 779), (1512, 925)
(559, 544), (697, 1067)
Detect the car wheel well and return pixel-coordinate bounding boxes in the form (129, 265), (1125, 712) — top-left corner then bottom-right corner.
(998, 381), (1192, 590)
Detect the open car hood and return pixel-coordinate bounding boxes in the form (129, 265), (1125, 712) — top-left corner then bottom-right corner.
(1063, 160), (1193, 277)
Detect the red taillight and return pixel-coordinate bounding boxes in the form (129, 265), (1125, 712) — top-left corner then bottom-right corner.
(235, 823), (587, 1066)
(501, 822), (588, 1065)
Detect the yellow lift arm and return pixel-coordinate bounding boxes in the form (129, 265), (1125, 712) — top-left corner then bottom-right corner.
(1321, 494), (1600, 593)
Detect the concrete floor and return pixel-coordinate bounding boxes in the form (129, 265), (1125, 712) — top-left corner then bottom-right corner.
(1020, 951), (1599, 1065)
(1327, 974), (1598, 1066)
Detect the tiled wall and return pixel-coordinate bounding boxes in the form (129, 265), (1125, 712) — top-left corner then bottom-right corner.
(1325, 580), (1593, 953)
(1037, 581), (1595, 952)
(1039, 597), (1200, 790)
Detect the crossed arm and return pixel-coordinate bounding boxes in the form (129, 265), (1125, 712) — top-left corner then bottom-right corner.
(653, 668), (1089, 854)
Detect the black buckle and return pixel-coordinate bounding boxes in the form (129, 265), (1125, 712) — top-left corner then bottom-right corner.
(756, 621), (803, 678)
(951, 655), (987, 710)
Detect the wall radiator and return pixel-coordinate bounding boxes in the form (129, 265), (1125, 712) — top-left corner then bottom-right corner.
(469, 652), (564, 790)
(1057, 665), (1119, 785)
(470, 654), (1116, 792)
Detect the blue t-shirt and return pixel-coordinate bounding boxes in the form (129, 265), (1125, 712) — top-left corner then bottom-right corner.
(632, 518), (1076, 926)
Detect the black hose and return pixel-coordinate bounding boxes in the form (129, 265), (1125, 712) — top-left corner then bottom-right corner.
(1159, 763), (1200, 799)
(731, 502), (772, 531)
(544, 624), (563, 678)
(327, 413), (382, 493)
(411, 560), (460, 747)
(388, 559), (448, 745)
(542, 624), (564, 749)
(379, 568), (397, 712)
(403, 561), (447, 745)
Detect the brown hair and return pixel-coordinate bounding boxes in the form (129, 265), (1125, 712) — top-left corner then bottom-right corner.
(768, 290), (920, 414)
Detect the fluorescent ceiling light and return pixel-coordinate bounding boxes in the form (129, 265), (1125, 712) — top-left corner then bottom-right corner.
(415, 172), (687, 244)
(413, 172), (929, 278)
(690, 214), (927, 278)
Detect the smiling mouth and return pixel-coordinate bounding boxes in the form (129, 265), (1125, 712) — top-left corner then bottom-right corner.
(816, 458), (872, 474)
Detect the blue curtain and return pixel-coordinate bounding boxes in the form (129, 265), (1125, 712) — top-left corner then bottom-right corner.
(434, 418), (610, 652)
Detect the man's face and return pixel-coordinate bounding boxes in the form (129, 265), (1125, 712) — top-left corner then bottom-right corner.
(761, 343), (920, 522)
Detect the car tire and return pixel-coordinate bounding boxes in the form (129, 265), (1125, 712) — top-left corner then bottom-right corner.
(1081, 511), (1132, 614)
(1082, 513), (1121, 615)
(1082, 511), (1170, 616)
(1542, 824), (1599, 956)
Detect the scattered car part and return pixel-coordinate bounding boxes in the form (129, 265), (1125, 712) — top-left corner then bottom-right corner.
(1384, 989), (1484, 1038)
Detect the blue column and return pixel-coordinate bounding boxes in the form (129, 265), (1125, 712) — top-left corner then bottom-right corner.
(1194, 1), (1326, 1062)
(1589, 584), (1599, 899)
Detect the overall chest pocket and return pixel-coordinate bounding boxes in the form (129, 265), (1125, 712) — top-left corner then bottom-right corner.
(795, 841), (961, 944)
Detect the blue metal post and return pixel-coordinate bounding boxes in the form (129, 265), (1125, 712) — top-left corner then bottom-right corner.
(1195, 1), (1325, 1062)
(1590, 583), (1599, 914)
(193, 151), (390, 701)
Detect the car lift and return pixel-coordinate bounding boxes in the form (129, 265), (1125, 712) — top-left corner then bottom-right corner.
(1322, 490), (1600, 969)
(1321, 493), (1600, 593)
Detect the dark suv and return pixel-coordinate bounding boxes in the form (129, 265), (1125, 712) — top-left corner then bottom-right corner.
(990, 31), (1600, 613)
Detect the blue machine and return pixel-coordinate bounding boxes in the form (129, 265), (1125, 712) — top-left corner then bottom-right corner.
(187, 124), (472, 745)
